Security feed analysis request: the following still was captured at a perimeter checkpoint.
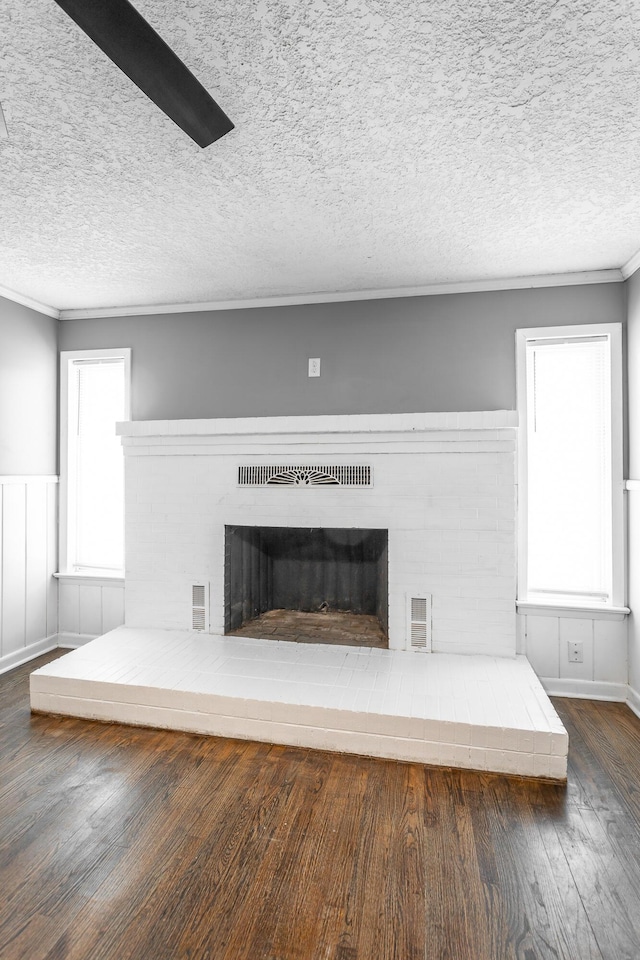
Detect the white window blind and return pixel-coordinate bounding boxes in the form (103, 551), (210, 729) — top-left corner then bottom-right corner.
(525, 335), (611, 601)
(72, 358), (125, 572)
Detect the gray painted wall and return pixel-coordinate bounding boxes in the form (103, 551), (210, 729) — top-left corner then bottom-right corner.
(0, 296), (58, 475)
(59, 282), (626, 421)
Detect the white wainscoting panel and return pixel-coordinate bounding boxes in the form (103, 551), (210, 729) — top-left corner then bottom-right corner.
(558, 618), (595, 683)
(524, 615), (560, 679)
(0, 477), (58, 674)
(520, 612), (628, 700)
(58, 577), (125, 647)
(593, 619), (629, 684)
(26, 482), (48, 646)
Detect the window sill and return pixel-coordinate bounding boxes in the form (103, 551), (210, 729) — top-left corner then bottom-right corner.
(516, 599), (629, 621)
(54, 572), (125, 586)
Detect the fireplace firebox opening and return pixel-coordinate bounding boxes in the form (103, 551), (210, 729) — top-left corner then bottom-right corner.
(224, 525), (388, 648)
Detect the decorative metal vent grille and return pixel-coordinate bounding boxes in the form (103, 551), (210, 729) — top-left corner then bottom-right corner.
(238, 465), (372, 487)
(191, 583), (208, 632)
(407, 594), (432, 652)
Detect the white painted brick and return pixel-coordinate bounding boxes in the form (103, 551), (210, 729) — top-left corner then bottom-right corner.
(534, 730), (552, 754)
(550, 732), (568, 757)
(123, 419), (516, 655)
(533, 754), (552, 778)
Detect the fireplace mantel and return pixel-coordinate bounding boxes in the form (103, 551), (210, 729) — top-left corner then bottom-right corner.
(117, 410), (517, 441)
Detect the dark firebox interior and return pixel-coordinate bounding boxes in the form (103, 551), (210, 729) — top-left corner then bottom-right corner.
(224, 525), (388, 636)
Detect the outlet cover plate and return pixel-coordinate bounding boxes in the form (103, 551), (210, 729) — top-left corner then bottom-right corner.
(568, 640), (584, 663)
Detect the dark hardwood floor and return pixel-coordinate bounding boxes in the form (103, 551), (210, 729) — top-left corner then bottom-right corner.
(2, 652), (640, 960)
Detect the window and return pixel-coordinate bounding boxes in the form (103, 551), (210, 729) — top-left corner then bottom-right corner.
(516, 324), (624, 610)
(60, 349), (131, 575)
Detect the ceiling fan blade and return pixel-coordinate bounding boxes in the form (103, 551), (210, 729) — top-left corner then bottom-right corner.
(52, 0), (234, 148)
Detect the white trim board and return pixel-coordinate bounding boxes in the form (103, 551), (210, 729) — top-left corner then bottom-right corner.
(627, 686), (640, 720)
(540, 677), (628, 702)
(0, 269), (629, 321)
(516, 601), (629, 620)
(56, 633), (99, 649)
(54, 574), (124, 586)
(0, 636), (59, 676)
(622, 246), (640, 280)
(58, 270), (623, 320)
(0, 476), (58, 484)
(118, 409), (517, 440)
(0, 283), (60, 319)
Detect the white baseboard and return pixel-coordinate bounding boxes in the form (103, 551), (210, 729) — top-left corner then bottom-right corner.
(0, 636), (59, 676)
(626, 685), (640, 719)
(56, 633), (98, 649)
(540, 677), (628, 702)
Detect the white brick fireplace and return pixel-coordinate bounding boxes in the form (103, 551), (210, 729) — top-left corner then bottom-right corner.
(118, 411), (518, 657)
(33, 410), (571, 778)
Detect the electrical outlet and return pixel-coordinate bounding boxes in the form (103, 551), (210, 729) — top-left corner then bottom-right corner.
(568, 640), (583, 663)
(308, 358), (321, 377)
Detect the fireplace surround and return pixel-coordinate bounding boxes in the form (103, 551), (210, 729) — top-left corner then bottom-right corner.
(118, 410), (518, 657)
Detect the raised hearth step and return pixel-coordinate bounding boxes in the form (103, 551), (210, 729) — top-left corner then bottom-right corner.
(30, 627), (568, 780)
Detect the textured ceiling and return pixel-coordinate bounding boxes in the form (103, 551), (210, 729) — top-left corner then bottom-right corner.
(1, 0), (640, 311)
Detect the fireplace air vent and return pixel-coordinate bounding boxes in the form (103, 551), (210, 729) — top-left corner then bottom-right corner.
(407, 594), (432, 652)
(191, 583), (209, 632)
(238, 465), (372, 487)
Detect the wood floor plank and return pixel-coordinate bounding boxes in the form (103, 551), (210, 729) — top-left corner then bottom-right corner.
(486, 773), (604, 960)
(558, 699), (640, 826)
(215, 749), (349, 959)
(424, 769), (515, 960)
(4, 655), (640, 959)
(42, 739), (275, 960)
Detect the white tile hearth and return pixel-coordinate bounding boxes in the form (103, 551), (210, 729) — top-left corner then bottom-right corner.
(30, 627), (567, 780)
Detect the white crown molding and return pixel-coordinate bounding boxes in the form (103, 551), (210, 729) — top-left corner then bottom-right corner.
(0, 267), (627, 321)
(58, 269), (624, 320)
(0, 283), (60, 319)
(621, 246), (640, 280)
